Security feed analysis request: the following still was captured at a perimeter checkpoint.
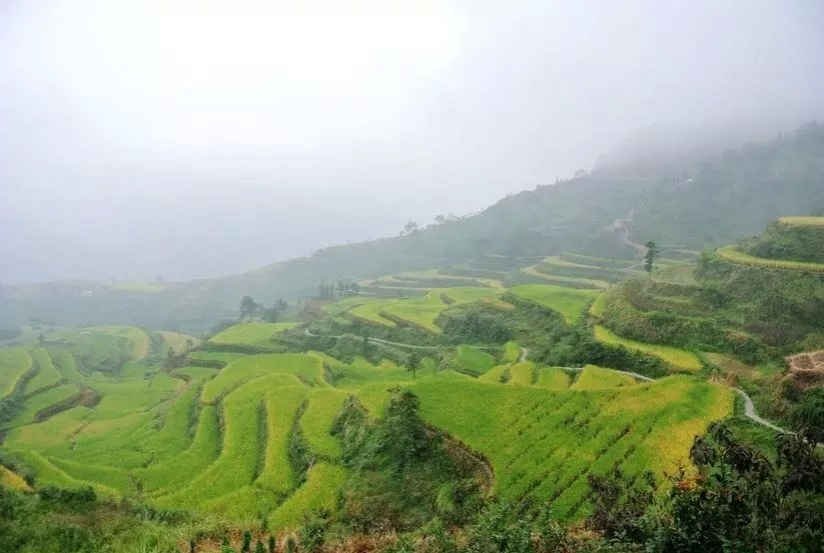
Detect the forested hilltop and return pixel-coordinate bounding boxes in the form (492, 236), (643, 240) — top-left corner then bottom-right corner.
(1, 123), (822, 334)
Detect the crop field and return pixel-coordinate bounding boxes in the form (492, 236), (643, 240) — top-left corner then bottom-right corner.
(535, 367), (571, 390)
(570, 365), (638, 390)
(509, 284), (600, 324)
(24, 349), (63, 395)
(778, 216), (824, 227)
(381, 291), (449, 333)
(717, 245), (824, 273)
(520, 265), (611, 290)
(1, 301), (737, 532)
(0, 348), (32, 397)
(209, 322), (298, 347)
(452, 345), (497, 376)
(594, 325), (702, 371)
(411, 375), (733, 520)
(348, 300), (398, 327)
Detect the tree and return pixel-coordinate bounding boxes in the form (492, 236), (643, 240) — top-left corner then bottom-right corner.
(239, 296), (260, 321)
(790, 387), (824, 444)
(405, 352), (421, 380)
(643, 240), (660, 275)
(261, 303), (282, 323)
(255, 539), (265, 553)
(268, 535), (276, 553)
(241, 530), (252, 553)
(401, 220), (419, 235)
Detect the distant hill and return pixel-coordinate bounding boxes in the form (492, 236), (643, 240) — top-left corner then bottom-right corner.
(2, 122), (822, 333)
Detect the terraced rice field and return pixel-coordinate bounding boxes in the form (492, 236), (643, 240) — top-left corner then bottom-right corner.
(778, 216), (824, 227)
(521, 265), (610, 290)
(1, 295), (735, 530)
(209, 322), (298, 348)
(452, 345), (497, 376)
(25, 349), (62, 394)
(412, 375), (733, 520)
(594, 325), (702, 371)
(509, 284), (600, 325)
(0, 348), (32, 397)
(717, 245), (824, 273)
(571, 365), (638, 390)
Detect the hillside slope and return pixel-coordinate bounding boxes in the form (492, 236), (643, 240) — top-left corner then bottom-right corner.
(1, 123), (822, 333)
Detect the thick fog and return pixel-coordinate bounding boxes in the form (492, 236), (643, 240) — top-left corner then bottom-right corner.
(1, 0), (823, 283)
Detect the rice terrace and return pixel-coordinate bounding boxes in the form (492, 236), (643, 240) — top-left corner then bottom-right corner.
(4, 227), (813, 551)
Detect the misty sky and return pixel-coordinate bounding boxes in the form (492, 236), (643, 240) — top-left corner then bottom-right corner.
(2, 0), (823, 283)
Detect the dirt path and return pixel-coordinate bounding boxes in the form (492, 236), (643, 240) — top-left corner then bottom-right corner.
(608, 208), (647, 260)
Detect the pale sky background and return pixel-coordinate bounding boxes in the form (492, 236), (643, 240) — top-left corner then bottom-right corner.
(1, 0), (823, 283)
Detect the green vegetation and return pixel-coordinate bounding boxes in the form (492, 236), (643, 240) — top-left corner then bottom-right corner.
(4, 123), (824, 550)
(570, 365), (638, 390)
(0, 348), (31, 397)
(718, 245), (824, 273)
(451, 345), (496, 376)
(509, 284), (600, 324)
(594, 325), (702, 371)
(24, 349), (62, 395)
(209, 322), (298, 347)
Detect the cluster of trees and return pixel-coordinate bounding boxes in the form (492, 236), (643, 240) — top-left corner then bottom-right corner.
(315, 281), (360, 301)
(239, 296), (289, 322)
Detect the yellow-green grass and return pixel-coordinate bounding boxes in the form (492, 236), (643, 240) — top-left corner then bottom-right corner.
(187, 351), (247, 366)
(521, 266), (610, 289)
(50, 458), (133, 493)
(9, 383), (79, 427)
(118, 361), (156, 379)
(256, 387), (308, 493)
(336, 357), (413, 391)
(0, 465), (31, 491)
(570, 365), (638, 390)
(268, 463), (349, 530)
(453, 345), (497, 376)
(323, 296), (384, 315)
(503, 342), (521, 363)
(51, 349), (86, 383)
(110, 281), (168, 292)
(156, 374), (291, 510)
(778, 216), (824, 227)
(209, 322), (298, 347)
(201, 354), (324, 403)
(478, 364), (510, 384)
(0, 348), (32, 397)
(158, 330), (198, 354)
(87, 326), (150, 359)
(717, 245), (824, 273)
(508, 361), (536, 386)
(589, 293), (608, 318)
(509, 284), (600, 325)
(594, 326), (702, 372)
(138, 404), (221, 495)
(440, 287), (503, 304)
(141, 369), (216, 462)
(535, 368), (571, 390)
(24, 349), (63, 395)
(88, 373), (182, 416)
(381, 292), (447, 333)
(348, 300), (398, 327)
(301, 388), (347, 461)
(3, 449), (117, 496)
(413, 375), (733, 520)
